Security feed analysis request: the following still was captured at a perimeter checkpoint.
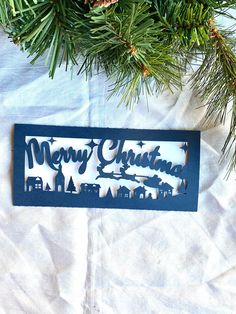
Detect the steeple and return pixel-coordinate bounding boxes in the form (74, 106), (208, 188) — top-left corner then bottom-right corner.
(55, 164), (65, 192)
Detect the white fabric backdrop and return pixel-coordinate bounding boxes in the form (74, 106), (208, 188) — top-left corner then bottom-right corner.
(0, 24), (236, 314)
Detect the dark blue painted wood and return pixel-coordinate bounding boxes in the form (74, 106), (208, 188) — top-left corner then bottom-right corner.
(13, 124), (200, 211)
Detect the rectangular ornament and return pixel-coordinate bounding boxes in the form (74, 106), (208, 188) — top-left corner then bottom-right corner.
(13, 124), (200, 211)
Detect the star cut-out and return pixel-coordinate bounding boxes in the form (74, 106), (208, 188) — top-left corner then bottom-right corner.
(86, 139), (98, 150)
(48, 137), (56, 145)
(180, 143), (188, 153)
(137, 141), (145, 148)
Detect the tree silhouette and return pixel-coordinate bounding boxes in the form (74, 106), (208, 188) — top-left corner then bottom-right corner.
(66, 176), (76, 193)
(45, 183), (51, 191)
(106, 187), (113, 198)
(178, 180), (187, 194)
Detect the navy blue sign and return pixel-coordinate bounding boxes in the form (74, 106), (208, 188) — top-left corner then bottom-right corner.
(13, 124), (200, 211)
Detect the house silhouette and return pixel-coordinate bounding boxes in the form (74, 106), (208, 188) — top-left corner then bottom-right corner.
(159, 182), (173, 198)
(133, 186), (146, 199)
(80, 183), (100, 197)
(26, 176), (43, 192)
(55, 164), (65, 192)
(117, 186), (130, 199)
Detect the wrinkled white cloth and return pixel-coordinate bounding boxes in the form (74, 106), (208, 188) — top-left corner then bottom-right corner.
(0, 25), (236, 314)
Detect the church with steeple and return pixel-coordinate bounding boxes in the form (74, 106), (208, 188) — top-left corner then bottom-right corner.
(55, 164), (65, 192)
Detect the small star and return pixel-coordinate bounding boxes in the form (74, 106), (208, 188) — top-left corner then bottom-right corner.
(86, 139), (98, 150)
(137, 141), (145, 148)
(180, 143), (188, 153)
(48, 137), (56, 145)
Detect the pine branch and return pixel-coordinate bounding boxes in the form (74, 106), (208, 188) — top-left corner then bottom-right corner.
(78, 0), (183, 107)
(1, 0), (84, 78)
(198, 0), (236, 9)
(192, 19), (236, 174)
(154, 0), (212, 49)
(0, 1), (8, 25)
(222, 99), (236, 175)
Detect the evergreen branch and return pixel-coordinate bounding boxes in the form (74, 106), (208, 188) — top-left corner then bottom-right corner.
(222, 98), (236, 176)
(198, 0), (236, 9)
(0, 2), (7, 25)
(192, 19), (236, 174)
(1, 0), (83, 77)
(78, 0), (183, 106)
(154, 0), (212, 49)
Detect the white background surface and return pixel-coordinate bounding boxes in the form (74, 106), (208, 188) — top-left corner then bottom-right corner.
(0, 27), (236, 314)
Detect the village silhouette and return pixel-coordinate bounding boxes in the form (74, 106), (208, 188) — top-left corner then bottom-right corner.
(25, 162), (188, 206)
